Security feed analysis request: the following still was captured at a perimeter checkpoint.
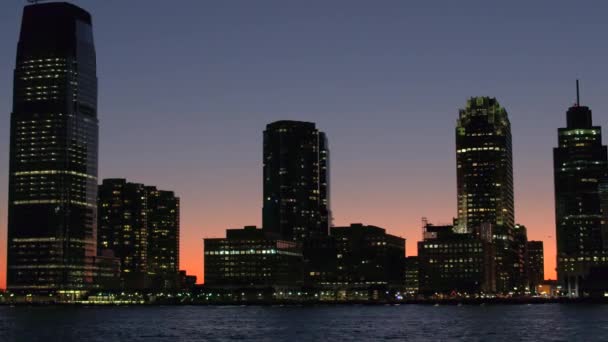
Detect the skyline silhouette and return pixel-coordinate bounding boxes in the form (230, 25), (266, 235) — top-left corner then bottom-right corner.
(3, 1), (608, 287)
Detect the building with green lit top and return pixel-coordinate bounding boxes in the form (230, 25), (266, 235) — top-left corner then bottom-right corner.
(455, 97), (521, 293)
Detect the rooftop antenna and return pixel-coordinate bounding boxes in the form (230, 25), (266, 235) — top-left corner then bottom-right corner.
(576, 79), (580, 106)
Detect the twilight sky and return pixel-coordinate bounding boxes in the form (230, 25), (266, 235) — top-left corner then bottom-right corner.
(2, 0), (608, 286)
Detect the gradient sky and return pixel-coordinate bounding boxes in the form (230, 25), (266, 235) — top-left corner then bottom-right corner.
(2, 0), (608, 287)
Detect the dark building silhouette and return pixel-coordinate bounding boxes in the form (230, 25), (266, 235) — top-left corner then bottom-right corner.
(526, 240), (544, 292)
(98, 179), (180, 290)
(7, 3), (99, 292)
(554, 82), (608, 296)
(204, 226), (303, 288)
(262, 121), (330, 242)
(418, 223), (496, 295)
(331, 224), (405, 290)
(456, 97), (518, 292)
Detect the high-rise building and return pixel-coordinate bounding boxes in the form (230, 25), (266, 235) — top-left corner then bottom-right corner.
(146, 186), (180, 288)
(526, 241), (544, 292)
(7, 3), (99, 293)
(98, 179), (148, 288)
(554, 82), (608, 296)
(262, 121), (330, 242)
(455, 97), (516, 292)
(98, 179), (180, 290)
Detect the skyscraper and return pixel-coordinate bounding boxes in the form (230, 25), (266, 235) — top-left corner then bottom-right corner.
(554, 81), (608, 296)
(146, 186), (180, 289)
(262, 121), (330, 242)
(98, 179), (180, 290)
(7, 3), (98, 292)
(455, 97), (516, 292)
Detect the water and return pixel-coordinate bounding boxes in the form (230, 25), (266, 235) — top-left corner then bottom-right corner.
(0, 304), (607, 341)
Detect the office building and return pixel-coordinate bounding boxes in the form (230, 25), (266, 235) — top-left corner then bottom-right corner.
(455, 97), (517, 292)
(262, 121), (330, 242)
(204, 226), (303, 288)
(7, 3), (99, 292)
(418, 223), (496, 295)
(554, 82), (608, 296)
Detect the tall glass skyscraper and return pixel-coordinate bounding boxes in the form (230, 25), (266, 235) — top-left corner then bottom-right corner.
(456, 97), (518, 292)
(262, 121), (330, 242)
(554, 83), (608, 296)
(7, 3), (98, 292)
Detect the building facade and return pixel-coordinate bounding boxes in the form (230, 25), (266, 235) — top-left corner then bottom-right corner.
(98, 179), (180, 290)
(455, 97), (517, 292)
(331, 224), (406, 289)
(418, 224), (496, 296)
(262, 121), (330, 242)
(554, 83), (608, 296)
(204, 226), (303, 288)
(7, 3), (99, 292)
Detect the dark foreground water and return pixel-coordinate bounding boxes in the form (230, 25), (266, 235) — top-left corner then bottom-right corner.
(1, 304), (607, 341)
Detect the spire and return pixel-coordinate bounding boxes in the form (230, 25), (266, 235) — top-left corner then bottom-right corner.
(576, 79), (580, 106)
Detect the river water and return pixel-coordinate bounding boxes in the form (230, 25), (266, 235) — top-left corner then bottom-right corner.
(0, 304), (607, 341)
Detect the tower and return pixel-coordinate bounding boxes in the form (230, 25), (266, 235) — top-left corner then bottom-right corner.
(7, 2), (99, 292)
(554, 81), (608, 296)
(455, 97), (516, 292)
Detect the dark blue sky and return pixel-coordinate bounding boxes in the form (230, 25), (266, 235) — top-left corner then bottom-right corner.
(2, 0), (608, 281)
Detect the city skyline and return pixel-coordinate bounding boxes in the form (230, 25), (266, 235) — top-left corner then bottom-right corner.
(3, 1), (608, 287)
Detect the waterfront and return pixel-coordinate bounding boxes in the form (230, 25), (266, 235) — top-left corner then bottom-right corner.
(0, 304), (607, 341)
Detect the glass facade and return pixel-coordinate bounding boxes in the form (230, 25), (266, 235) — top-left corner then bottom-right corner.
(554, 94), (608, 296)
(7, 3), (98, 292)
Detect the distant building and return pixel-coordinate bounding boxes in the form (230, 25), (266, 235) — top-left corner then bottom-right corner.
(7, 2), (99, 293)
(262, 121), (330, 242)
(455, 97), (518, 292)
(526, 241), (544, 292)
(404, 256), (419, 295)
(98, 179), (180, 290)
(554, 82), (608, 296)
(418, 223), (496, 296)
(331, 224), (405, 289)
(204, 226), (303, 288)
